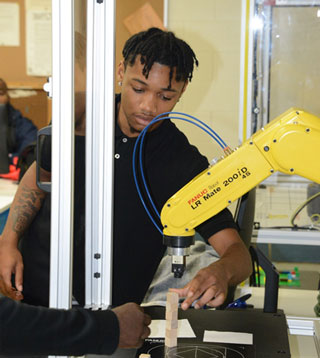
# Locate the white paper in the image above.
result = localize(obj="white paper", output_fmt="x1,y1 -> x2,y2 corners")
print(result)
149,319 -> 196,338
26,0 -> 52,76
203,330 -> 253,345
8,89 -> 37,99
0,195 -> 14,214
25,0 -> 51,11
0,3 -> 20,46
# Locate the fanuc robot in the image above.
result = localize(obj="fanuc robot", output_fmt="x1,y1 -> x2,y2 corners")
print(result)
161,108 -> 320,277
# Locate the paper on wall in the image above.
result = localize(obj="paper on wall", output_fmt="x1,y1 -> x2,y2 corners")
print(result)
25,0 -> 52,76
0,3 -> 20,47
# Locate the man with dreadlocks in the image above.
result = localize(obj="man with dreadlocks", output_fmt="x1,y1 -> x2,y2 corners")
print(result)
0,28 -> 251,316
113,27 -> 252,310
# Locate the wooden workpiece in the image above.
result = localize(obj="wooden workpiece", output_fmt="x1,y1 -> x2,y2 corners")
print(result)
165,291 -> 179,347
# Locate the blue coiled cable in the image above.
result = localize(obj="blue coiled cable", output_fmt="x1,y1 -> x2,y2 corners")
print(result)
132,111 -> 229,235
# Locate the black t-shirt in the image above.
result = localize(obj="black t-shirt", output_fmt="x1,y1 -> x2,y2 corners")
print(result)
20,95 -> 237,307
0,297 -> 119,356
112,100 -> 236,306
20,134 -> 86,306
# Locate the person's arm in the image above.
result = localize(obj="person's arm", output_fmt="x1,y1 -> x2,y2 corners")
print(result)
0,162 -> 50,299
170,228 -> 252,309
0,297 -> 151,355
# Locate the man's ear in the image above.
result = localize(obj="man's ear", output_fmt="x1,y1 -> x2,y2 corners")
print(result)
117,60 -> 125,82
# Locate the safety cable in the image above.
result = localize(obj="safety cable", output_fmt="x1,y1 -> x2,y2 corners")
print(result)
132,112 -> 230,235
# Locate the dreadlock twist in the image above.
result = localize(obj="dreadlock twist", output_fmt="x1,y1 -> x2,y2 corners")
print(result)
122,27 -> 199,87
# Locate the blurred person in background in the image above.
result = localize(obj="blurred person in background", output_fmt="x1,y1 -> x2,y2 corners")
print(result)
0,78 -> 37,179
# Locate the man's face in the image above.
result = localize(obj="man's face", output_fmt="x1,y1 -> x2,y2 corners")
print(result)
117,57 -> 187,137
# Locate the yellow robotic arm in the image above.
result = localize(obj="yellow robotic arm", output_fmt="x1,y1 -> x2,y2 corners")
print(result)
161,108 -> 320,277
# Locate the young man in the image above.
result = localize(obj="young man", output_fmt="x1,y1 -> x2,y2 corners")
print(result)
113,28 -> 251,310
0,28 -> 251,311
0,297 -> 151,355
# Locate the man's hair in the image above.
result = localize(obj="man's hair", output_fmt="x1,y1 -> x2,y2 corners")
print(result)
122,27 -> 199,86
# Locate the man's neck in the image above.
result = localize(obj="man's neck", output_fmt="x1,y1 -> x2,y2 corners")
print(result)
117,102 -> 140,138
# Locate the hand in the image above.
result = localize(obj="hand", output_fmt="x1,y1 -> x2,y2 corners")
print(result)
170,263 -> 228,310
112,303 -> 151,349
0,239 -> 24,300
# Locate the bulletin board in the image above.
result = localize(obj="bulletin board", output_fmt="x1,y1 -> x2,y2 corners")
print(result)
0,0 -> 164,129
0,0 -> 50,129
115,0 -> 164,89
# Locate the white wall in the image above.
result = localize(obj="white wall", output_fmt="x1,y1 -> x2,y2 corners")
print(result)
168,0 -> 242,160
270,6 -> 320,120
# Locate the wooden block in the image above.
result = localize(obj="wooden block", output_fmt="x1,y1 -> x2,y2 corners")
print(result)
166,327 -> 178,338
166,292 -> 179,313
139,354 -> 151,358
166,318 -> 178,330
166,302 -> 178,313
165,291 -> 179,348
165,335 -> 177,348
165,309 -> 178,321
166,291 -> 179,306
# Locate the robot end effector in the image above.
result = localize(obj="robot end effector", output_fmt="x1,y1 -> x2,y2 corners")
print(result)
163,235 -> 195,278
160,108 -> 320,277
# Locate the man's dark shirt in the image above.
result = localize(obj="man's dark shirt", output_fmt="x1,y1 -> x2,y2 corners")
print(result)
20,135 -> 85,306
19,95 -> 236,307
112,100 -> 237,305
0,297 -> 119,356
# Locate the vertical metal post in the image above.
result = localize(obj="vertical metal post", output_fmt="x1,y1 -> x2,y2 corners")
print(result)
49,1 -> 74,358
163,0 -> 169,28
260,6 -> 272,128
239,0 -> 255,142
50,0 -> 74,310
85,0 -> 116,309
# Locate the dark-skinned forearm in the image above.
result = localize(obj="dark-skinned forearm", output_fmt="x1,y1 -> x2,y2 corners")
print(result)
10,185 -> 45,235
212,241 -> 252,287
1,162 -> 47,246
208,228 -> 252,287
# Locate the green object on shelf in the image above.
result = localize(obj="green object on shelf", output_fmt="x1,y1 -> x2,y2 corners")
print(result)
255,266 -> 301,287
314,293 -> 320,317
